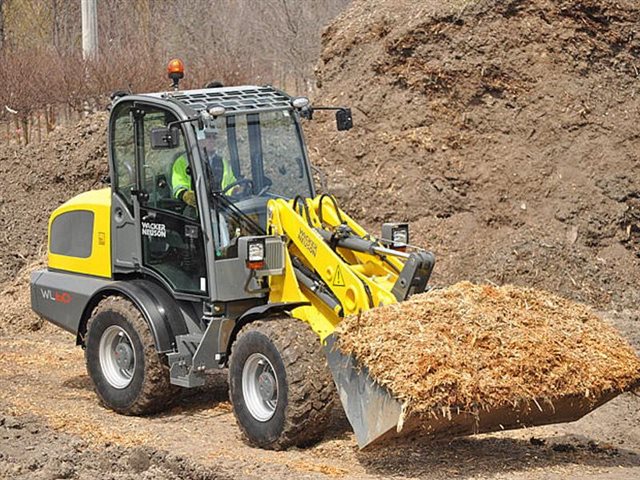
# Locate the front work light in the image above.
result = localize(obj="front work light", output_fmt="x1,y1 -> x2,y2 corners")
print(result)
382,223 -> 409,251
208,105 -> 226,117
292,97 -> 310,109
246,238 -> 266,270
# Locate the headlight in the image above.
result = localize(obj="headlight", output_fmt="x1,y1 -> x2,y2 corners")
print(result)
392,226 -> 408,246
247,238 -> 266,269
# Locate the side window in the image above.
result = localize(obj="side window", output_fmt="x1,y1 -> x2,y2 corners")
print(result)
141,110 -> 189,215
138,108 -> 207,295
111,104 -> 136,207
260,111 -> 309,199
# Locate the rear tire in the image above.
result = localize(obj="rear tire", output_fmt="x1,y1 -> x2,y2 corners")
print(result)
228,317 -> 335,449
85,296 -> 175,415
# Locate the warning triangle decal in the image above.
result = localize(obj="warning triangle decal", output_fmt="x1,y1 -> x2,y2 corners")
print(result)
332,266 -> 345,287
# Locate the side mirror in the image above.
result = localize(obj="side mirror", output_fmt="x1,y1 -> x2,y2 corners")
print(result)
150,126 -> 180,149
336,108 -> 353,131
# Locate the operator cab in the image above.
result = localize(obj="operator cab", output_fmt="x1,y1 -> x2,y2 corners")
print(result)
164,85 -> 318,263
108,61 -> 351,301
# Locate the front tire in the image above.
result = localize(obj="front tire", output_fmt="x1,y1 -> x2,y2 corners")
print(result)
85,296 -> 174,415
228,317 -> 335,450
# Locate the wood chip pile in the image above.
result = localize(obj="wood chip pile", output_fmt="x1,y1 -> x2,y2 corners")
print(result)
336,282 -> 640,417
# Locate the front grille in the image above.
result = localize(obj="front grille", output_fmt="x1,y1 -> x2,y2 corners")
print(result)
264,237 -> 285,273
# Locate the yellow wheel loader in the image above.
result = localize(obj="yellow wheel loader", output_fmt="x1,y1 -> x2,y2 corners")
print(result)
30,63 -> 617,450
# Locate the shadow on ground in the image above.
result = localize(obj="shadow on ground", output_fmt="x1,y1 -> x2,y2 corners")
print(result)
356,433 -> 640,478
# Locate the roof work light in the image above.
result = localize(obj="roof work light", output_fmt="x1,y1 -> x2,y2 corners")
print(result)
167,58 -> 185,90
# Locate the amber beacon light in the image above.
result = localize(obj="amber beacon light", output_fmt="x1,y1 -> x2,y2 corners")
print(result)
167,58 -> 185,90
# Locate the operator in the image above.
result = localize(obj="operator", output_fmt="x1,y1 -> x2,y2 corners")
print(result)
171,125 -> 236,207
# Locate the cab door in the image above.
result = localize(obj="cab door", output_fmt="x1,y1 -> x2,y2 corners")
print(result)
133,104 -> 208,296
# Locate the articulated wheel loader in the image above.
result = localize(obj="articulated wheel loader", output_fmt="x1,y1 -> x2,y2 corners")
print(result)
30,61 -> 617,450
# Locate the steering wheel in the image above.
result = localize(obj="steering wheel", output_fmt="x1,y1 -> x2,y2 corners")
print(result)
222,178 -> 254,198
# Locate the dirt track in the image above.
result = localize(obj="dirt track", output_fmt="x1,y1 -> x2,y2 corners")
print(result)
2,313 -> 640,480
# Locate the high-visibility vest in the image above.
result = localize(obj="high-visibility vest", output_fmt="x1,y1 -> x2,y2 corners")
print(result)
220,156 -> 236,191
171,154 -> 236,199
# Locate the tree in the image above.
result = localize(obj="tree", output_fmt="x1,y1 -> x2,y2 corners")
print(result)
0,0 -> 5,52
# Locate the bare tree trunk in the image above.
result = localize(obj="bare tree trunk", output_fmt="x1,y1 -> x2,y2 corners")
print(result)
0,0 -> 5,52
36,112 -> 41,143
52,0 -> 59,50
138,0 -> 151,55
21,116 -> 28,145
82,0 -> 98,60
45,105 -> 56,133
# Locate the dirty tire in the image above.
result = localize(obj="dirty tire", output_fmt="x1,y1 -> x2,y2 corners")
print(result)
228,317 -> 335,450
85,296 -> 175,415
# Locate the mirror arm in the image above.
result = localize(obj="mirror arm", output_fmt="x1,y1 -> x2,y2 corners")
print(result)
312,106 -> 348,112
166,116 -> 198,129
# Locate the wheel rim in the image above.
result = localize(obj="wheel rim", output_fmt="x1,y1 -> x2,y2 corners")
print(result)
99,325 -> 136,389
242,353 -> 278,422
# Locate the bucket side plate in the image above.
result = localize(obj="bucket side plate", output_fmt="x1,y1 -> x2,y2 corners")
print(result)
324,334 -> 404,448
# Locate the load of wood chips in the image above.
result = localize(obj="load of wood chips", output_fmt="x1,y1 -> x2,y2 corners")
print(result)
336,282 -> 640,417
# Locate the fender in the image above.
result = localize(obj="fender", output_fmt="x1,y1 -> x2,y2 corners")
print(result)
80,279 -> 188,353
225,301 -> 310,355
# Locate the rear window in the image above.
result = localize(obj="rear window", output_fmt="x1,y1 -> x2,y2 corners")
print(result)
50,211 -> 94,258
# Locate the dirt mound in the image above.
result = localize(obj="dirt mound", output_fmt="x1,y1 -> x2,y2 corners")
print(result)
0,413 -> 231,480
0,114 -> 108,287
308,0 -> 640,309
337,282 -> 640,417
0,256 -> 53,335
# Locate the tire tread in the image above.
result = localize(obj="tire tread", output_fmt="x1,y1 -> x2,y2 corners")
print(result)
232,317 -> 335,449
86,295 -> 176,415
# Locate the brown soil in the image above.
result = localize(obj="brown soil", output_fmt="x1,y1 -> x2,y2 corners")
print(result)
309,0 -> 640,310
0,413 -> 232,480
3,0 -> 640,478
0,113 -> 108,286
0,257 -> 48,335
2,325 -> 640,479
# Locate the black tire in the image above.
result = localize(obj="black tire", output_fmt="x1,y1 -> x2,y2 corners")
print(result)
228,317 -> 335,450
85,296 -> 175,415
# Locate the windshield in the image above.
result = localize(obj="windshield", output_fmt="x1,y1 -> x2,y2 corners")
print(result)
197,109 -> 313,201
194,108 -> 314,259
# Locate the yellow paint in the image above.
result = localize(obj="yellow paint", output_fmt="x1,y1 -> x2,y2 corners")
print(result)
267,195 -> 402,341
48,188 -> 112,278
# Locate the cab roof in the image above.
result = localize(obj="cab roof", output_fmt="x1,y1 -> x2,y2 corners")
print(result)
144,85 -> 294,115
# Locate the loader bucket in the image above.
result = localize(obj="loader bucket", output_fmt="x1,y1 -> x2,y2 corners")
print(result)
323,334 -> 625,449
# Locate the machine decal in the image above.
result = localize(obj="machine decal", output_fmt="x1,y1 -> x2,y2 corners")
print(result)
332,266 -> 345,287
297,229 -> 317,257
142,222 -> 167,238
40,288 -> 72,304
